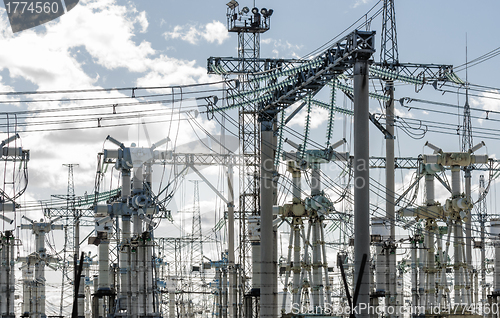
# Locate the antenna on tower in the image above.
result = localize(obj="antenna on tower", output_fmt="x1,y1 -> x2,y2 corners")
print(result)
461,33 -> 473,152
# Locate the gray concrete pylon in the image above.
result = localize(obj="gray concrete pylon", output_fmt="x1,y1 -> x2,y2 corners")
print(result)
385,80 -> 398,316
260,119 -> 277,318
353,57 -> 371,318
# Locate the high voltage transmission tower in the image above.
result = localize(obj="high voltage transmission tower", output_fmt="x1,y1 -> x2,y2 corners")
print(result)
190,180 -> 203,274
58,163 -> 79,316
461,40 -> 475,278
187,180 -> 209,317
222,2 -> 276,316
380,0 -> 399,314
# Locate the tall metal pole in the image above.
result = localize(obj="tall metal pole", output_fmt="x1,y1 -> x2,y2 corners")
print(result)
425,174 -> 436,307
310,163 -> 324,308
411,238 -> 418,307
464,169 -> 472,301
479,175 -> 487,307
354,56 -> 371,318
260,118 -> 277,318
451,166 -> 463,304
461,36 -> 473,305
227,163 -> 237,318
380,0 -> 398,311
385,81 -> 398,315
120,169 -> 132,316
290,163 -> 302,306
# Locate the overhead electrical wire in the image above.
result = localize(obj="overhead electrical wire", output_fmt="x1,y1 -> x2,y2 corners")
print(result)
301,0 -> 383,60
0,80 -> 232,97
454,45 -> 500,72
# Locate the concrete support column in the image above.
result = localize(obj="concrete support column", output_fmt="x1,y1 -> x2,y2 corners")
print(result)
353,57 -> 371,318
319,224 -> 331,305
120,216 -> 131,314
385,80 -> 397,317
281,229 -> 294,313
451,166 -> 463,304
311,221 -> 321,308
0,244 -> 5,316
418,234 -> 426,307
292,226 -> 301,305
426,223 -> 436,307
131,213 -> 142,318
260,119 -> 277,318
411,240 -> 418,307
226,163 -> 237,318
464,169 -> 472,302
223,268 -> 228,318
98,241 -> 110,291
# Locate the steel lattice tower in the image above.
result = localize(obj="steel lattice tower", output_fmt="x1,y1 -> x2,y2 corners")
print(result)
461,41 -> 475,297
187,180 -> 208,317
59,163 -> 79,316
380,0 -> 398,313
380,0 -> 398,66
225,1 -> 271,297
190,180 -> 203,272
461,52 -> 473,152
461,97 -> 472,151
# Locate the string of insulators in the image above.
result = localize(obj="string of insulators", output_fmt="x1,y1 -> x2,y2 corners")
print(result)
274,111 -> 285,167
301,94 -> 312,160
325,79 -> 337,147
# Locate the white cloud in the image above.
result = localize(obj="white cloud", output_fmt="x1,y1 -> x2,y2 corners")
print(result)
137,55 -> 217,87
134,9 -> 149,33
0,0 -> 228,203
164,20 -> 229,45
286,101 -> 330,129
0,0 -> 155,91
352,0 -> 371,8
261,38 -> 304,58
471,89 -> 500,125
202,21 -> 229,44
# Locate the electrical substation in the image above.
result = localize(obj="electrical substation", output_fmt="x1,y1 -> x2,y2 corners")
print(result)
2,1 -> 500,318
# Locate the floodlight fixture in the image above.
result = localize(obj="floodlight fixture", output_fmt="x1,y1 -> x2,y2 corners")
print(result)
241,6 -> 249,13
260,8 -> 267,15
251,7 -> 259,14
267,9 -> 273,17
226,0 -> 239,9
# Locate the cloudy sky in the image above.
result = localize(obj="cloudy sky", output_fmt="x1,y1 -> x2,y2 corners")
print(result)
1,0 -> 500,313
